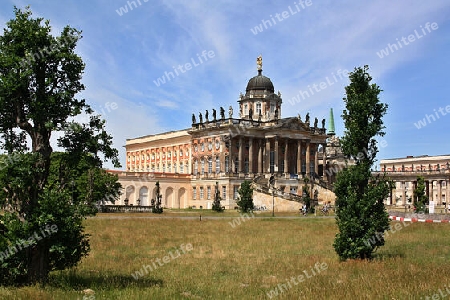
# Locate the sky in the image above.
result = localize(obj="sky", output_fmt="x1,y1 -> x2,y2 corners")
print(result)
1,0 -> 450,170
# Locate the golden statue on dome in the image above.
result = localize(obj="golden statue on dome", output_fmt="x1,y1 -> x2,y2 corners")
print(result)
256,55 -> 262,71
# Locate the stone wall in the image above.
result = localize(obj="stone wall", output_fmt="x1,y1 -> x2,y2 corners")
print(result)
252,190 -> 303,212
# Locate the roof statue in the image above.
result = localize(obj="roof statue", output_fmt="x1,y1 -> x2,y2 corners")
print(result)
256,55 -> 262,71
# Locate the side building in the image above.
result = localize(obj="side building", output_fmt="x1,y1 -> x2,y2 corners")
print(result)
112,57 -> 340,210
376,154 -> 450,207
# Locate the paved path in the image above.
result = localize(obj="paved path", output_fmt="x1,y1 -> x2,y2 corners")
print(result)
92,214 -> 335,220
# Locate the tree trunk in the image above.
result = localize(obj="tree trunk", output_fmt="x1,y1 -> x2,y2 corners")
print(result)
26,130 -> 52,284
27,244 -> 50,284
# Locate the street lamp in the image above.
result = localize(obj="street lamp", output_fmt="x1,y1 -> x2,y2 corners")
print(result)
269,174 -> 275,217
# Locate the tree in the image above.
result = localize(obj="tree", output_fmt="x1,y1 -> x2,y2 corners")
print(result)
212,182 -> 224,212
333,65 -> 391,260
0,7 -> 120,284
236,180 -> 254,213
413,176 -> 428,213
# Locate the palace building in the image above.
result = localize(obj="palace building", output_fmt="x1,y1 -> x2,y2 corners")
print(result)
112,57 -> 340,211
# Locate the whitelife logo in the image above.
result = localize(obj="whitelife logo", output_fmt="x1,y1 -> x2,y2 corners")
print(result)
153,50 -> 215,87
250,0 -> 313,35
131,243 -> 193,280
376,22 -> 439,58
266,262 -> 328,298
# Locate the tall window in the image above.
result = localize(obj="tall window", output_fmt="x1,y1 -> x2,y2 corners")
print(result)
163,164 -> 166,173
193,187 -> 197,200
173,163 -> 177,173
207,186 -> 211,199
270,102 -> 276,113
201,159 -> 205,175
200,187 -> 204,199
194,160 -> 198,174
244,104 -> 248,115
234,186 -> 239,200
180,163 -> 184,174
208,157 -> 213,174
225,156 -> 229,173
216,156 -> 220,174
234,158 -> 238,173
256,102 -> 261,115
168,163 -> 171,173
244,158 -> 249,174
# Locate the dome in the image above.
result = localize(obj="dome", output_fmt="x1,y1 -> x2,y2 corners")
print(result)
246,70 -> 274,93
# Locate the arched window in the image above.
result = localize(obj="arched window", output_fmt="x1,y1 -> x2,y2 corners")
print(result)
208,157 -> 213,174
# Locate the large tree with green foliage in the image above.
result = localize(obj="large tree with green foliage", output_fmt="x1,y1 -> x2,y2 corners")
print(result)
0,7 -> 120,284
236,180 -> 254,213
333,65 -> 392,260
413,176 -> 428,213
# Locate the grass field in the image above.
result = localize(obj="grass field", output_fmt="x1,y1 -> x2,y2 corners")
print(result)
1,210 -> 450,299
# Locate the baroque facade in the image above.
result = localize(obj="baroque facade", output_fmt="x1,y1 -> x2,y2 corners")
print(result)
113,57 -> 338,210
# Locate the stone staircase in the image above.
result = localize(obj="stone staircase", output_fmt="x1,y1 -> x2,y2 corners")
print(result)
251,174 -> 336,207
251,175 -> 306,204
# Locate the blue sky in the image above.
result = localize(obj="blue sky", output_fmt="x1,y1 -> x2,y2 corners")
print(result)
1,0 -> 450,170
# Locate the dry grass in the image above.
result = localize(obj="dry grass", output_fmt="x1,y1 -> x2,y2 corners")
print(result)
1,212 -> 450,299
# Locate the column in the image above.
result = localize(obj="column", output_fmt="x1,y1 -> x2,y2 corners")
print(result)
220,140 -> 225,174
265,138 -> 271,173
159,148 -> 163,172
258,140 -> 263,174
297,140 -> 302,175
274,137 -> 279,174
401,181 -> 406,205
391,184 -> 396,205
322,143 -> 327,181
238,137 -> 243,173
446,179 -> 449,206
177,146 -> 180,173
229,138 -> 233,173
429,180 -> 433,202
284,140 -> 289,174
437,180 -> 442,205
306,141 -> 310,176
249,137 -> 253,174
314,144 -> 319,176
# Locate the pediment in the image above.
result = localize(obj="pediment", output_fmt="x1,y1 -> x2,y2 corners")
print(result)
278,117 -> 309,131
